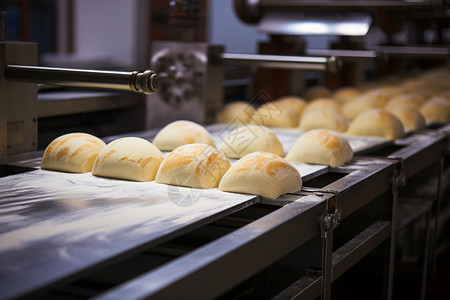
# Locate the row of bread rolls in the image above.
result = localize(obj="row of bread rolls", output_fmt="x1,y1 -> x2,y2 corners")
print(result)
40,121 -> 355,198
217,68 -> 450,139
40,133 -> 299,199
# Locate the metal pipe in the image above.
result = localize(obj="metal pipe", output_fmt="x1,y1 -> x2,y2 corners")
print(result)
5,65 -> 160,95
221,53 -> 341,72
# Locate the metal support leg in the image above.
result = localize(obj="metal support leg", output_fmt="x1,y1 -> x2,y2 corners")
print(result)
420,212 -> 432,300
430,157 -> 444,278
384,168 -> 400,300
321,229 -> 333,300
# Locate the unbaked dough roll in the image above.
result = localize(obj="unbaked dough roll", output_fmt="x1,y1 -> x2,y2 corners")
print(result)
302,98 -> 340,115
420,97 -> 450,123
250,102 -> 299,128
155,143 -> 230,189
275,96 -> 307,115
347,109 -> 405,140
153,120 -> 216,151
298,108 -> 348,132
92,137 -> 164,182
391,106 -> 426,131
41,133 -> 106,173
218,152 -> 302,199
220,125 -> 284,159
217,101 -> 255,125
286,129 -> 353,168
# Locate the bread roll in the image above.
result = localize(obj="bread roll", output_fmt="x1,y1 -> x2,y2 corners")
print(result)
391,106 -> 426,131
341,97 -> 379,120
420,97 -> 450,123
251,102 -> 299,128
92,137 -> 164,182
332,87 -> 360,105
275,96 -> 307,115
359,89 -> 391,107
302,98 -> 340,115
375,85 -> 403,99
347,109 -> 405,140
155,143 -> 230,189
153,120 -> 216,151
41,133 -> 106,173
385,93 -> 426,111
220,125 -> 284,159
298,108 -> 348,132
341,89 -> 390,120
286,129 -> 353,168
304,86 -> 331,101
217,101 -> 255,125
218,152 -> 302,199
436,91 -> 450,102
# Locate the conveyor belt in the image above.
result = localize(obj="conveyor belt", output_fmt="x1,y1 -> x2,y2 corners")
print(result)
0,170 -> 259,299
2,124 -> 447,300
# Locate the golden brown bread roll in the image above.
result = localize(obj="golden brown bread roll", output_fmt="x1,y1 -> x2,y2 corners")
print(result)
219,152 -> 302,199
275,96 -> 307,115
220,125 -> 284,158
217,101 -> 255,125
298,108 -> 348,132
250,102 -> 299,128
92,137 -> 164,182
359,89 -> 391,107
41,133 -> 106,173
153,120 -> 216,151
303,86 -> 331,101
341,97 -> 381,120
384,93 -> 427,111
347,109 -> 405,140
420,97 -> 450,123
155,143 -> 230,189
302,98 -> 340,115
332,86 -> 360,105
286,129 -> 353,167
390,106 -> 426,131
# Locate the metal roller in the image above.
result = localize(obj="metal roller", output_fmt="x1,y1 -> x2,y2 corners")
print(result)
221,53 -> 341,72
5,65 -> 161,95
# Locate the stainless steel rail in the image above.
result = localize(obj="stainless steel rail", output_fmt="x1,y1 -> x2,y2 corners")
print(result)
260,0 -> 434,9
4,65 -> 161,95
221,53 -> 341,72
371,46 -> 450,58
305,49 -> 378,61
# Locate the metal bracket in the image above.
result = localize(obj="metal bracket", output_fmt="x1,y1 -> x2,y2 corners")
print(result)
388,156 -> 407,190
319,190 -> 343,238
437,131 -> 450,155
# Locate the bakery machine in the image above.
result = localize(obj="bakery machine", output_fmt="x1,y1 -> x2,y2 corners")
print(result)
0,11 -> 161,168
234,0 -> 450,92
0,45 -> 160,167
1,3 -> 450,300
146,41 -> 341,128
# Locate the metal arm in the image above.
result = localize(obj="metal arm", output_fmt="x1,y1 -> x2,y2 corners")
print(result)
5,65 -> 161,95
